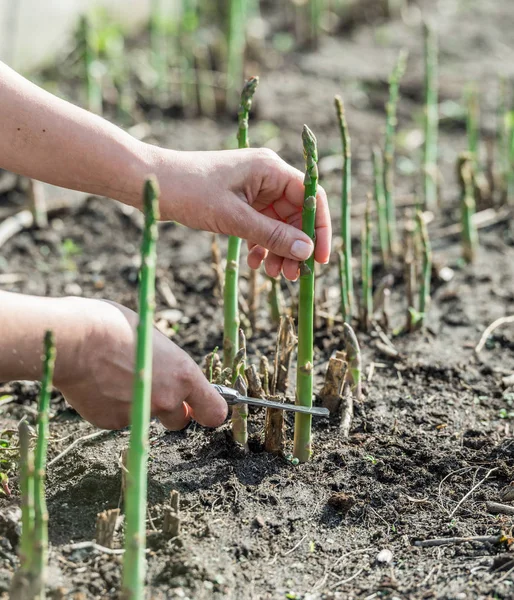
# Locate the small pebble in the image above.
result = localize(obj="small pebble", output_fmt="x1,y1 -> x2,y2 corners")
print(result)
376,548 -> 393,564
252,515 -> 265,529
64,282 -> 82,296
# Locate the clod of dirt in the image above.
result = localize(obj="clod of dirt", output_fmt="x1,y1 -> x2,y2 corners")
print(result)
327,492 -> 356,513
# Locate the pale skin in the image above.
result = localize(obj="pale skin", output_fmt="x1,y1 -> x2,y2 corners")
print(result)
0,61 -> 331,431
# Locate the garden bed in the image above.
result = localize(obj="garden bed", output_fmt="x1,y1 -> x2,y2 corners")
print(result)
1,1 -> 514,598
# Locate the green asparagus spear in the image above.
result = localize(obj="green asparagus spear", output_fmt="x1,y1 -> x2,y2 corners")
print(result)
361,195 -> 373,332
33,331 -> 55,597
122,177 -> 160,600
268,276 -> 284,325
337,250 -> 349,320
80,15 -> 102,115
226,0 -> 248,108
293,125 -> 318,463
224,76 -> 259,369
457,152 -> 478,263
416,211 -> 432,328
18,420 -> 35,575
423,22 -> 438,210
334,96 -> 354,320
466,84 -> 480,168
384,49 -> 408,254
372,147 -> 389,266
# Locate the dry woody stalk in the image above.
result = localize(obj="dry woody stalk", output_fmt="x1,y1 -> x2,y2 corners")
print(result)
265,316 -> 296,455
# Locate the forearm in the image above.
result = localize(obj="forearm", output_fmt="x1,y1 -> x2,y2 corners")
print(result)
0,291 -> 87,388
0,61 -> 151,208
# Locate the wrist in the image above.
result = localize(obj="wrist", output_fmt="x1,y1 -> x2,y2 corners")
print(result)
52,296 -> 94,390
122,140 -> 181,221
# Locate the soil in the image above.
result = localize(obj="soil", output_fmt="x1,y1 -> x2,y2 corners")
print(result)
1,1 -> 514,599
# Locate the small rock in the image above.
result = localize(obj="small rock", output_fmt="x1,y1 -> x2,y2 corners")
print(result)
156,309 -> 184,324
376,548 -> 393,564
502,373 -> 514,387
64,282 -> 82,296
252,515 -> 265,529
438,266 -> 454,282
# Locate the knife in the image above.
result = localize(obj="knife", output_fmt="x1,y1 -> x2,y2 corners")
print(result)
212,384 -> 329,417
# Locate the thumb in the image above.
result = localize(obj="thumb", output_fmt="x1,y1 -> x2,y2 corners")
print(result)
236,204 -> 314,261
180,361 -> 228,428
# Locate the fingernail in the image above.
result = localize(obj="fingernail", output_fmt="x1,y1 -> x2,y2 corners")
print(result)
291,240 -> 313,260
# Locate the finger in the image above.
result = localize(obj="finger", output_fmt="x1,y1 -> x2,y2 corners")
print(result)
237,203 -> 314,262
264,252 -> 283,278
282,258 -> 300,281
247,245 -> 267,270
156,401 -> 192,431
314,185 -> 332,264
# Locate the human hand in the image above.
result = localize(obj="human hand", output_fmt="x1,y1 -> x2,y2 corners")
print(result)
58,298 -> 227,430
146,146 -> 332,281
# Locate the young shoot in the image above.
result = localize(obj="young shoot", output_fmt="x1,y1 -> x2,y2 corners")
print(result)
423,22 -> 438,210
384,48 -> 408,255
223,76 -> 259,369
334,95 -> 354,321
293,125 -> 318,463
457,152 -> 479,263
122,177 -> 160,600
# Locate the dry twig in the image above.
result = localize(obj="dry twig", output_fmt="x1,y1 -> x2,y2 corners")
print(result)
475,316 -> 514,355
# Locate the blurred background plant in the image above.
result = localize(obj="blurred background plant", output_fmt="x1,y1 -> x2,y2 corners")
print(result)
0,0 -> 409,124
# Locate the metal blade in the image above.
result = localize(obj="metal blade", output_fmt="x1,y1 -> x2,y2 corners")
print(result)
212,384 -> 329,418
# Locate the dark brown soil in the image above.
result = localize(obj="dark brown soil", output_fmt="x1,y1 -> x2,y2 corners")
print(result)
1,1 -> 514,599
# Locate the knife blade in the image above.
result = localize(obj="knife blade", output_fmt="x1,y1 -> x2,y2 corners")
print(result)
212,384 -> 329,418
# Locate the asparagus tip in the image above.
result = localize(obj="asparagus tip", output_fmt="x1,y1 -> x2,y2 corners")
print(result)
302,125 -> 318,163
240,76 -> 259,109
143,175 -> 161,221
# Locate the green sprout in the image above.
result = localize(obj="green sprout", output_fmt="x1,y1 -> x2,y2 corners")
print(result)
335,95 -> 354,321
423,22 -> 438,210
223,77 -> 259,370
122,177 -> 160,600
293,125 -> 318,463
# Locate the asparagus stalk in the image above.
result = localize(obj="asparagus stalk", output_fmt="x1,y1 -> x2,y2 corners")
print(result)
224,76 -> 259,369
497,78 -> 511,203
457,153 -> 478,263
226,0 -> 248,109
416,211 -> 432,328
122,177 -> 160,600
507,109 -> 514,204
334,95 -> 354,321
18,420 -> 35,574
80,15 -> 102,115
404,214 -> 417,332
337,250 -> 349,321
384,49 -> 408,255
423,22 -> 438,210
342,323 -> 362,401
360,195 -> 373,332
268,276 -> 284,325
372,147 -> 389,266
466,85 -> 480,168
293,125 -> 318,463
33,330 -> 55,597
150,0 -> 167,94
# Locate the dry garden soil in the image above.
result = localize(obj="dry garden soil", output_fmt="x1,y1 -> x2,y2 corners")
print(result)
1,1 -> 514,598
